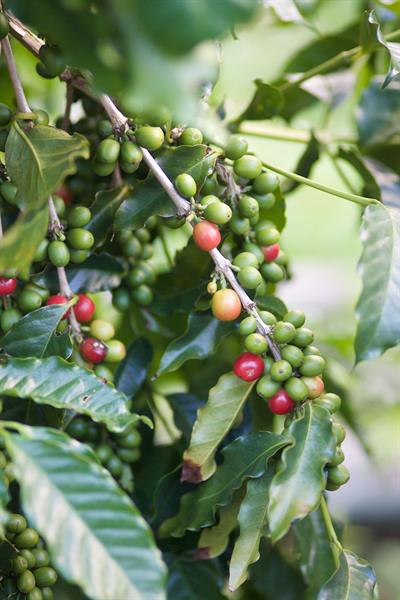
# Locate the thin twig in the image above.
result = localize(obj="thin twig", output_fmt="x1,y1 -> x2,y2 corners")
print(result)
1,36 -> 30,112
62,82 -> 74,131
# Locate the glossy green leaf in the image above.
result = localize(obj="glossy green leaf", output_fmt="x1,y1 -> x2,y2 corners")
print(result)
168,393 -> 203,443
166,554 -> 225,600
86,186 -> 130,247
44,329 -> 73,360
0,357 -> 138,432
197,487 -> 244,559
0,303 -> 73,358
355,204 -> 400,361
115,338 -> 153,398
363,11 -> 400,88
268,404 -> 336,542
182,372 -> 256,482
137,0 -> 258,54
233,80 -> 284,124
255,294 -> 288,318
357,80 -> 400,151
318,550 -> 378,599
158,313 -> 234,375
294,506 -> 340,595
5,426 -> 166,600
5,122 -> 89,208
337,148 -> 381,201
0,205 -> 48,275
160,431 -> 289,537
229,468 -> 274,590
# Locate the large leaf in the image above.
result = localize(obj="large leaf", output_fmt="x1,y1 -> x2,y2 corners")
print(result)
0,357 -> 138,432
182,372 -> 256,482
357,80 -> 400,151
267,404 -> 336,542
5,122 -> 89,208
232,80 -> 284,123
115,337 -> 153,398
197,487 -> 244,559
0,205 -> 48,275
168,393 -> 204,443
294,506 -> 341,596
160,431 -> 289,537
0,303 -> 73,358
86,186 -> 130,247
229,468 -> 273,590
355,204 -> 400,361
318,550 -> 377,600
4,426 -> 166,600
166,554 -> 225,600
158,313 -> 234,375
362,11 -> 400,88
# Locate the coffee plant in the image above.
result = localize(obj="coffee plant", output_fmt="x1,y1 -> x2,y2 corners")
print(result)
0,0 -> 399,598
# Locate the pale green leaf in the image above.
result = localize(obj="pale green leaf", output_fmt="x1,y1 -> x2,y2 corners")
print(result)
318,550 -> 378,600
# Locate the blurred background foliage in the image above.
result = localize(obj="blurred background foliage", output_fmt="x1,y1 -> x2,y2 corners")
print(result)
1,0 -> 400,598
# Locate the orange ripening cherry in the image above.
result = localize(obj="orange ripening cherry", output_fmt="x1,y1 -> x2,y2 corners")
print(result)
262,243 -> 280,262
193,221 -> 221,251
211,289 -> 241,321
302,376 -> 324,399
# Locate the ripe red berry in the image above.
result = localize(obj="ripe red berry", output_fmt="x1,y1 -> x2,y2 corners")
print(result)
80,337 -> 107,363
54,184 -> 72,205
233,352 -> 264,382
73,294 -> 95,323
193,221 -> 221,252
0,277 -> 17,297
262,243 -> 280,262
46,294 -> 69,319
268,389 -> 295,414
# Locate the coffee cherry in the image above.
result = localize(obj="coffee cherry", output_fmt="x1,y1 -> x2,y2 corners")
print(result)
116,430 -> 141,449
7,513 -> 27,533
175,173 -> 197,198
135,126 -> 164,150
261,262 -> 284,283
132,284 -> 153,305
332,422 -> 346,444
0,14 -> 10,40
207,281 -> 217,295
46,294 -> 69,319
90,319 -> 115,341
0,181 -> 18,204
38,44 -> 65,76
79,337 -> 107,363
256,375 -> 280,398
280,345 -> 303,368
34,239 -> 49,262
252,172 -> 279,194
17,570 -> 36,594
11,555 -> 29,574
225,135 -> 248,160
268,389 -> 295,414
34,566 -> 58,587
193,221 -> 221,251
144,105 -> 171,126
67,206 -> 91,228
258,311 -> 277,325
1,308 -> 22,332
233,352 -> 264,381
314,393 -> 341,414
120,140 -> 142,164
96,119 -> 113,138
229,214 -> 250,235
106,454 -> 123,477
256,224 -> 280,246
27,588 -> 43,600
292,327 -> 314,348
284,309 -> 306,328
70,249 -> 90,264
0,277 -> 17,296
20,550 -> 36,570
204,201 -> 232,225
239,316 -> 257,336
94,364 -> 114,382
96,443 -> 113,464
73,294 -> 95,323
41,588 -> 54,600
117,447 -> 140,462
303,345 -> 322,356
284,377 -> 308,402
255,192 -> 276,210
180,127 -> 203,146
245,333 -> 268,354
262,243 -> 280,263
104,339 -> 126,363
14,528 -> 40,549
302,376 -> 324,398
113,288 -> 131,312
238,266 -> 262,289
18,290 -> 42,313
299,355 -> 326,377
243,243 -> 264,264
122,237 -> 142,258
92,158 -> 115,176
31,549 -> 49,569
48,240 -> 70,267
273,321 -> 296,343
327,464 -> 349,487
233,155 -> 262,179
212,289 -> 241,321
96,138 -> 120,163
67,228 -> 94,250
328,447 -> 345,467
270,359 -> 292,382
238,195 -> 259,218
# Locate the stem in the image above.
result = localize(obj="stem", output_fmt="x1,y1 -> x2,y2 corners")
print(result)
262,160 -> 379,207
62,82 -> 74,131
320,495 -> 343,552
1,36 -> 30,112
237,123 -> 356,146
100,94 -> 128,135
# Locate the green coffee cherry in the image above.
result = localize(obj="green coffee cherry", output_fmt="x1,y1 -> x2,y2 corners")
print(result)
41,587 -> 54,600
33,566 -> 58,587
31,549 -> 49,568
233,252 -> 259,269
66,417 -> 88,440
238,266 -> 262,289
70,249 -> 90,264
303,345 -> 322,356
245,332 -> 268,354
18,290 -> 42,313
332,422 -> 346,444
48,240 -> 70,267
229,214 -> 250,235
256,224 -> 280,246
284,377 -> 308,402
122,237 -> 142,258
328,446 -> 345,467
27,588 -> 43,600
175,173 -> 197,198
92,159 -> 115,176
254,193 -> 276,210
17,570 -> 36,594
252,172 -> 279,194
281,345 -> 304,368
96,443 -> 113,464
67,228 -> 94,250
243,242 -> 264,264
292,327 -> 314,348
256,375 -> 280,398
239,316 -> 257,335
225,134 -> 248,160
12,555 -> 29,575
113,288 -> 131,311
315,393 -> 341,413
116,430 -> 141,449
204,201 -> 232,225
14,528 -> 40,549
327,464 -> 349,487
238,195 -> 259,218
135,126 -> 164,150
96,119 -> 113,138
299,355 -> 326,377
273,321 -> 296,343
0,181 -> 18,205
258,311 -> 277,325
120,140 -> 142,164
233,155 -> 262,179
0,13 -> 10,40
94,364 -> 114,382
106,454 -> 123,477
20,550 -> 36,570
38,44 -> 65,76
284,310 -> 305,328
180,127 -> 203,146
7,513 -> 27,533
0,102 -> 12,126
90,319 -> 115,341
67,206 -> 91,227
1,308 -> 22,332
116,447 -> 140,462
261,262 -> 284,283
96,138 -> 120,163
34,239 -> 49,262
270,360 -> 292,382
104,339 -> 126,363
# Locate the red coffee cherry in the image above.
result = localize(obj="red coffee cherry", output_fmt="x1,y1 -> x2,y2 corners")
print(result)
73,294 -> 95,323
262,243 -> 280,262
79,337 -> 107,363
0,277 -> 17,296
54,184 -> 72,205
46,294 -> 69,319
268,389 -> 296,414
233,352 -> 264,381
193,221 -> 221,251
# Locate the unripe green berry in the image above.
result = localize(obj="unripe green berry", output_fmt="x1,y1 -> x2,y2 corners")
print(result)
332,422 -> 346,444
96,138 -> 120,163
252,172 -> 279,194
135,126 -> 164,150
175,173 -> 197,198
256,375 -> 280,399
90,319 -> 115,341
284,310 -> 305,328
256,224 -> 280,246
238,195 -> 259,219
67,228 -> 94,250
261,262 -> 284,283
1,308 -> 22,332
254,192 -> 276,210
229,214 -> 250,235
281,345 -> 304,368
239,316 -> 257,335
292,327 -> 314,348
244,333 -> 268,354
233,155 -> 262,179
204,201 -> 232,225
18,290 -> 42,313
327,464 -> 349,487
48,240 -> 70,267
284,377 -> 308,402
233,252 -> 259,269
225,134 -> 248,160
270,360 -> 292,382
299,355 -> 326,377
258,311 -> 276,326
238,266 -> 262,289
315,393 -> 341,414
180,127 -> 203,146
67,206 -> 91,227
